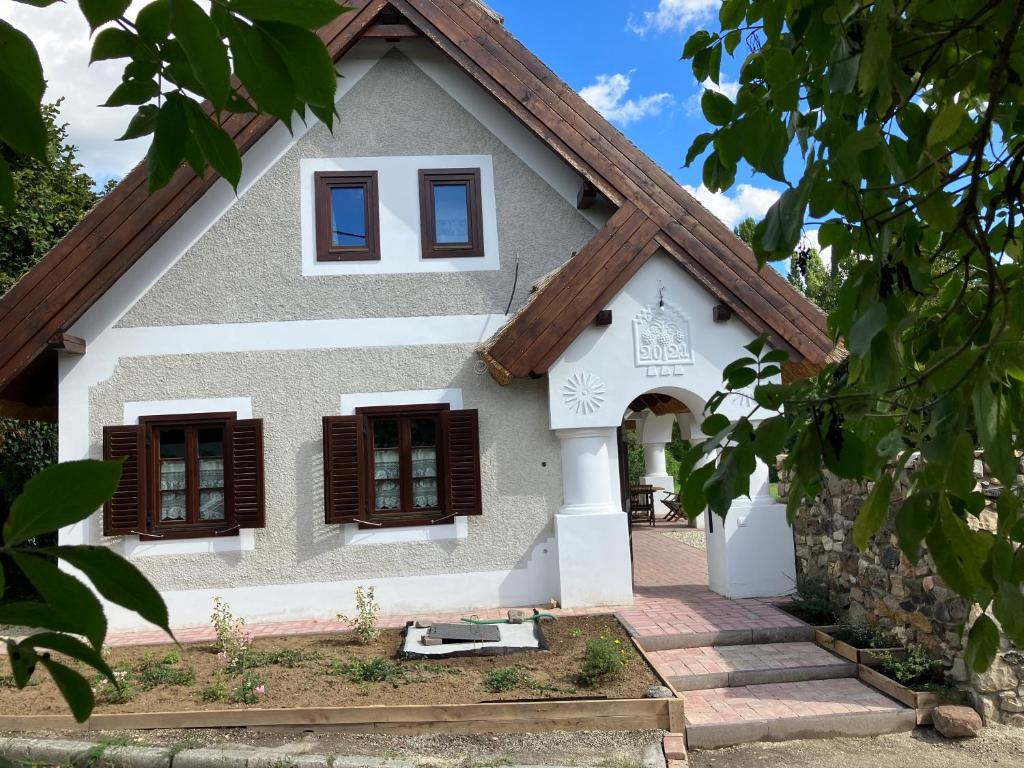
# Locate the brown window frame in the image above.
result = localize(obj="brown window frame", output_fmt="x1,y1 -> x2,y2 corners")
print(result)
314,171 -> 381,262
418,168 -> 485,259
357,403 -> 451,528
140,412 -> 238,539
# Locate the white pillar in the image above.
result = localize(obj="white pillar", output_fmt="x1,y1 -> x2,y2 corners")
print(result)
554,427 -> 634,607
639,413 -> 675,517
706,452 -> 796,598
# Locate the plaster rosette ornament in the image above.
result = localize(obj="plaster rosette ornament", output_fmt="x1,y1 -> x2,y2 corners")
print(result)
633,302 -> 694,376
561,371 -> 607,415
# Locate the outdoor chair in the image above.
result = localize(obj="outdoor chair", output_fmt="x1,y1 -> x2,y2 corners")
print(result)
629,484 -> 656,527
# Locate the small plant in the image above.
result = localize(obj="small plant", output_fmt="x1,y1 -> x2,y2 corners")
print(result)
831,622 -> 900,649
484,666 -> 535,693
337,585 -> 381,645
232,670 -> 267,704
163,649 -> 181,665
246,648 -> 318,668
211,596 -> 254,668
93,666 -> 137,704
780,575 -> 842,626
336,657 -> 406,685
580,629 -> 630,687
82,736 -> 136,768
199,680 -> 230,702
878,644 -> 945,690
136,658 -> 195,688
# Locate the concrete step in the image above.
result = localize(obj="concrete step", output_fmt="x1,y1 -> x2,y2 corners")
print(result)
630,622 -> 815,652
652,642 -> 856,691
683,678 -> 916,750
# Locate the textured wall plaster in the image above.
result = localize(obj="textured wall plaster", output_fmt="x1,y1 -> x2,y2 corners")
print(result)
118,48 -> 596,328
87,344 -> 561,592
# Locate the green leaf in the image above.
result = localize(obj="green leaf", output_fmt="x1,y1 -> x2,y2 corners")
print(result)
966,615 -> 999,673
21,632 -> 116,685
78,0 -> 131,30
90,27 -> 139,62
228,0 -> 351,29
926,104 -> 965,148
701,414 -> 730,436
103,78 -> 160,107
0,19 -> 45,102
259,21 -> 338,109
183,101 -> 242,188
719,0 -> 745,28
702,152 -> 735,192
134,0 -> 170,42
52,545 -> 172,636
852,472 -> 894,550
894,492 -> 937,563
0,155 -> 13,211
701,89 -> 734,126
169,0 -> 231,110
40,656 -> 95,722
3,460 -> 122,546
118,105 -> 160,141
685,132 -> 714,167
0,602 -> 79,634
761,185 -> 806,256
10,552 -> 107,649
993,582 -> 1024,646
146,94 -> 188,192
5,639 -> 37,688
848,303 -> 888,356
0,71 -> 48,159
682,462 -> 715,521
972,384 -> 1016,487
224,15 -> 295,125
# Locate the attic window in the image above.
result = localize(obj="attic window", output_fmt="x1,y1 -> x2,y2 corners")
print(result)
315,171 -> 380,262
418,168 -> 484,259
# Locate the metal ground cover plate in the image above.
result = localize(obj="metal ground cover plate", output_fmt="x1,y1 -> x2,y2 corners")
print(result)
425,623 -> 501,643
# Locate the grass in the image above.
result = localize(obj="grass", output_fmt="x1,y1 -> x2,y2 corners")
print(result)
482,666 -> 572,696
80,736 -> 136,767
330,657 -> 407,685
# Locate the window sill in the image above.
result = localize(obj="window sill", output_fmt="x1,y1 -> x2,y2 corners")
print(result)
122,529 -> 256,558
341,516 -> 468,547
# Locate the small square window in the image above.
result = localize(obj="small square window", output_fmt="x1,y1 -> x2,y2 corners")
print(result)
418,168 -> 484,259
314,171 -> 380,262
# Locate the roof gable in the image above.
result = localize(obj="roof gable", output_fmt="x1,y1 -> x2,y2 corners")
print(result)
0,0 -> 831,414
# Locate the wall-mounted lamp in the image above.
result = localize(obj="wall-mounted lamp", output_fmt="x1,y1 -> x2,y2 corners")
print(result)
713,304 -> 733,323
595,309 -> 613,327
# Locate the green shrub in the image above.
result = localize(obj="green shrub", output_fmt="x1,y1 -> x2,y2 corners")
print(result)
831,622 -> 900,649
232,671 -> 267,704
337,657 -> 406,685
580,630 -> 630,687
162,650 -> 181,665
878,644 -> 945,690
136,659 -> 195,688
337,585 -> 381,645
199,680 -> 229,702
484,667 -> 535,693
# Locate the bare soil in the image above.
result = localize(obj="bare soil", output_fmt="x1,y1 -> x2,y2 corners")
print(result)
0,616 -> 660,715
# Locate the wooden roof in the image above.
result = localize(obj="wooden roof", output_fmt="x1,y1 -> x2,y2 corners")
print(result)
0,0 -> 832,415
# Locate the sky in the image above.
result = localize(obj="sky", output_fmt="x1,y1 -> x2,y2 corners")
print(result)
0,0 -> 806,273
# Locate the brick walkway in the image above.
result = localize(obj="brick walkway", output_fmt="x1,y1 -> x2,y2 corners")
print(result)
682,678 -> 906,725
650,642 -> 850,680
619,524 -> 806,649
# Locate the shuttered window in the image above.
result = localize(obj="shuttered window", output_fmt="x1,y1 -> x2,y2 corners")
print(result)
102,413 -> 265,539
323,405 -> 482,528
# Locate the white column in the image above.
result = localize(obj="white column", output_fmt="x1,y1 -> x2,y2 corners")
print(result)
706,452 -> 796,598
554,427 -> 633,607
639,412 -> 675,517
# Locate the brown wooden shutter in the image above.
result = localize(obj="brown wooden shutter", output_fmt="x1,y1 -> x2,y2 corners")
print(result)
230,419 -> 265,528
442,409 -> 482,516
102,425 -> 145,536
323,415 -> 364,524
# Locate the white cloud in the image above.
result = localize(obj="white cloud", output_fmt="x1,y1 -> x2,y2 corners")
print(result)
801,229 -> 833,267
628,0 -> 720,35
579,73 -> 673,126
681,183 -> 781,229
0,0 -> 148,182
685,75 -> 740,115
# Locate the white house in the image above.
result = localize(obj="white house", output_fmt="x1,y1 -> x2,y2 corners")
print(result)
0,0 -> 833,631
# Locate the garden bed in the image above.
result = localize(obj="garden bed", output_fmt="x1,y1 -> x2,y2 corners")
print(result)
0,616 -> 661,718
815,626 -> 906,668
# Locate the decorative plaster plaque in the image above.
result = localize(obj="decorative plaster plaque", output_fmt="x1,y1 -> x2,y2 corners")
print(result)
633,302 -> 694,376
561,371 -> 607,415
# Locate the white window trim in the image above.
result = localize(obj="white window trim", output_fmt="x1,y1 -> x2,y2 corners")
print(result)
300,155 -> 500,276
336,388 -> 468,546
120,397 -> 256,558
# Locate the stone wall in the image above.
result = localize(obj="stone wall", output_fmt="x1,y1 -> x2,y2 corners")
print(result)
780,453 -> 1024,725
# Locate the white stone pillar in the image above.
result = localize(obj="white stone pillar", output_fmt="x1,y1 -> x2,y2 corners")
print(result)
640,413 -> 675,517
706,451 -> 796,599
554,427 -> 634,607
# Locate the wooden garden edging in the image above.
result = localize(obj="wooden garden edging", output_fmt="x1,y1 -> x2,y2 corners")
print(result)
0,698 -> 682,736
857,665 -> 939,725
814,629 -> 906,668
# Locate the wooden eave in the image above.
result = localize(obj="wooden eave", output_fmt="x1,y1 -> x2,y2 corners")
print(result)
0,0 -> 832,414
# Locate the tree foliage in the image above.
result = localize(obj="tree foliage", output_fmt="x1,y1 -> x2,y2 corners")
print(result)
0,0 -> 352,209
682,0 -> 1024,670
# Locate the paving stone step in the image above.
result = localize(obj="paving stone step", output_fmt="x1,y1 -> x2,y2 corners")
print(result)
627,622 -> 815,652
682,678 -> 916,750
652,642 -> 856,691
